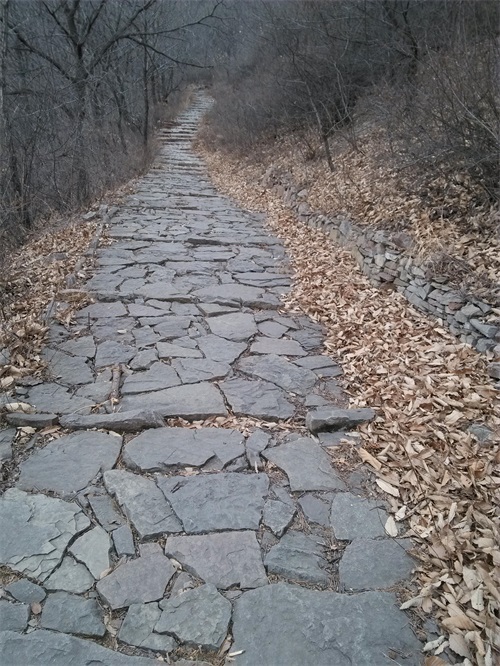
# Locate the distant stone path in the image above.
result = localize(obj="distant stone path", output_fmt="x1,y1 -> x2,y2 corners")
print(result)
0,94 -> 422,665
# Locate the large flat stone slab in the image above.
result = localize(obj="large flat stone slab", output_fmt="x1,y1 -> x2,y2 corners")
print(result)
193,284 -> 264,306
44,556 -> 94,594
17,432 -> 122,497
0,600 -> 29,632
250,338 -> 307,356
60,409 -> 164,432
207,313 -> 257,341
121,362 -> 180,394
97,551 -> 176,610
43,349 -> 93,385
165,531 -> 267,589
196,334 -> 246,363
0,489 -> 90,581
157,472 -> 269,533
339,539 -> 414,591
264,532 -> 328,585
156,584 -> 231,650
26,383 -> 94,415
239,354 -> 317,395
171,357 -> 231,384
120,382 -> 227,419
0,630 -> 157,665
220,377 -> 294,420
118,603 -> 177,652
231,583 -> 422,665
124,427 -> 245,470
330,493 -> 388,540
41,592 -> 105,637
69,526 -> 111,579
263,438 -> 346,492
104,469 -> 182,538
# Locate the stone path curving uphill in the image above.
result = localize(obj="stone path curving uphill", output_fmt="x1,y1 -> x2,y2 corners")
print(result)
0,94 -> 422,666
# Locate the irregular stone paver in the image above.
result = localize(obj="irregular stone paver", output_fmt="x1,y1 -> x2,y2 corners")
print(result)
59,409 -> 164,432
112,524 -> 136,557
339,539 -> 414,591
41,592 -> 105,637
157,472 -> 269,533
120,381 -> 227,418
121,362 -> 180,393
17,431 -> 122,497
69,526 -> 111,579
245,430 -> 270,469
165,531 -> 267,589
95,340 -> 136,368
156,584 -> 231,650
264,532 -> 329,585
263,438 -> 346,492
171,357 -> 231,384
25,383 -> 94,415
239,354 -> 316,395
42,349 -> 93,385
0,601 -> 29,632
220,377 -> 294,420
0,427 -> 15,463
104,469 -> 182,538
262,500 -> 296,537
86,490 -> 124,531
306,407 -> 376,433
5,579 -> 46,604
97,552 -> 175,610
330,493 -> 388,540
0,630 -> 157,665
0,489 -> 90,581
196,334 -> 246,363
58,335 -> 96,358
299,494 -> 331,527
124,427 -> 244,470
44,556 -> 94,593
193,284 -> 263,306
231,583 -> 421,666
207,312 -> 257,341
118,603 -> 177,652
250,337 -> 307,356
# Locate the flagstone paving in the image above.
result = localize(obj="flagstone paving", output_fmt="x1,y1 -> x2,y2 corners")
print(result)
0,95 -> 423,665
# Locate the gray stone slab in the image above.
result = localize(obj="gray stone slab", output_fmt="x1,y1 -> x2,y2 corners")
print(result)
41,592 -> 105,637
165,531 -> 267,589
95,340 -> 136,368
157,472 -> 269,533
153,316 -> 192,339
119,602 -> 177,652
193,284 -> 263,306
258,320 -> 289,338
26,383 -> 94,415
339,539 -> 414,591
97,552 -> 175,610
112,524 -> 136,557
17,431 -> 122,497
299,494 -> 331,527
171,357 -> 231,384
0,427 -> 15,463
231,583 -> 422,666
78,301 -> 128,318
130,348 -> 158,370
196,334 -> 246,363
0,630 -> 161,665
91,318 -> 136,344
128,304 -> 166,318
197,303 -> 238,316
306,407 -> 376,433
263,438 -> 346,492
157,341 -> 202,358
264,532 -> 328,585
121,362 -> 180,394
43,349 -> 93,385
87,491 -> 124,531
250,338 -> 307,356
57,336 -> 96,358
220,377 -> 294,420
245,430 -> 271,469
124,427 -> 245,470
74,369 -> 113,402
330,493 -> 388,540
69,526 -> 111,579
120,382 -> 227,419
5,579 -> 46,604
104,469 -> 182,539
156,584 -> 231,650
0,489 -> 90,581
239,354 -> 316,395
44,556 -> 94,593
262,500 -> 296,537
5,413 -> 59,428
135,282 -> 191,301
60,409 -> 164,432
0,600 -> 29,632
207,312 -> 257,342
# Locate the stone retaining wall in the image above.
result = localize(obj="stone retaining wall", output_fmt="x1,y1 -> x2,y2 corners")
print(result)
262,168 -> 500,358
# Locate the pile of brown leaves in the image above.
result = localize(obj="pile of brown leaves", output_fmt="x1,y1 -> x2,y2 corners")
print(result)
199,141 -> 500,666
0,219 -> 99,392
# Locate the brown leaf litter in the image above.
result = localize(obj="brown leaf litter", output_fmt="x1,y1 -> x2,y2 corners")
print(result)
198,138 -> 500,666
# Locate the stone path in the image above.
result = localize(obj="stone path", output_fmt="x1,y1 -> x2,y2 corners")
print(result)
0,95 -> 423,665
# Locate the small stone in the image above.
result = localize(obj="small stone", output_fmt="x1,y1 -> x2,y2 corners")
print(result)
112,524 -> 136,557
0,427 -> 15,463
298,494 -> 331,527
330,493 -> 388,540
41,591 -> 105,637
468,423 -> 494,444
59,409 -> 164,432
306,407 -> 375,433
170,572 -> 195,597
263,438 -> 346,492
44,556 -> 94,594
165,531 -> 267,589
118,603 -> 177,652
339,539 -> 414,590
97,552 -> 176,610
0,600 -> 29,632
245,431 -> 271,469
87,491 -> 124,531
69,526 -> 111,579
5,579 -> 46,604
156,584 -> 231,650
264,532 -> 328,585
16,431 -> 122,497
262,500 -> 296,537
488,362 -> 500,380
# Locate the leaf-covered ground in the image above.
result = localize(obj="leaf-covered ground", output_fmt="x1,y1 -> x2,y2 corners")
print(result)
197,138 -> 500,666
